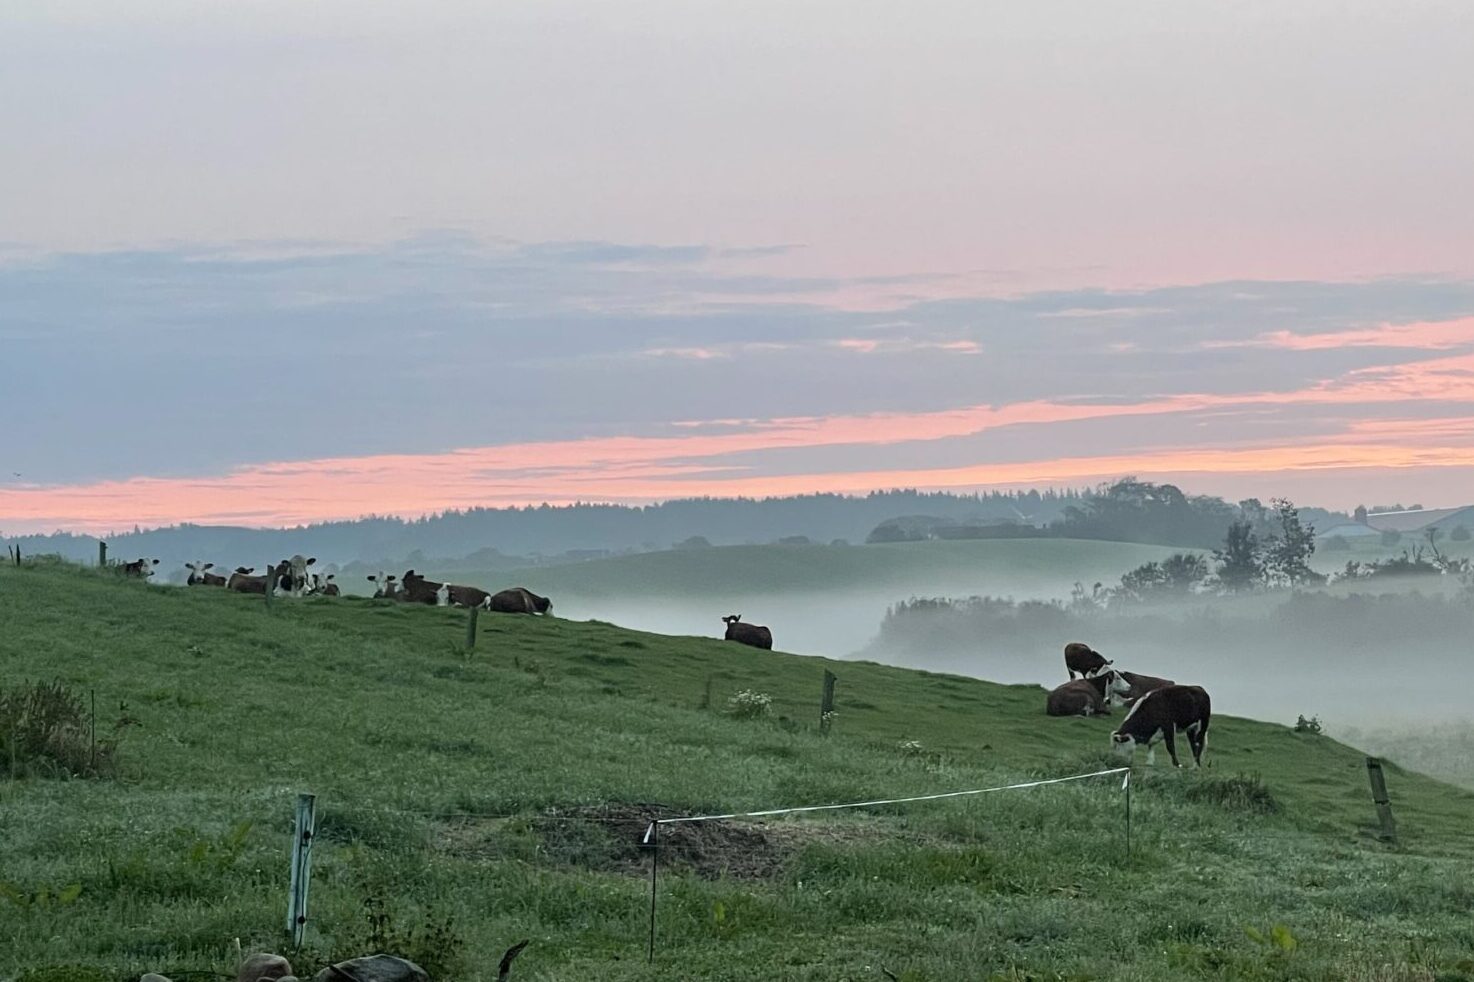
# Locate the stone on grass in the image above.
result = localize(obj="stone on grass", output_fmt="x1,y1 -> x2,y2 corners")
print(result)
140,975 -> 172,982
312,954 -> 428,982
239,953 -> 294,982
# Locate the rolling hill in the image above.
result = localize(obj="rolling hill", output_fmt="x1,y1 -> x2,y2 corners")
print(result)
3,561 -> 1474,980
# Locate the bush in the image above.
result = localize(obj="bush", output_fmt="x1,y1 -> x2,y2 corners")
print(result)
1183,774 -> 1280,815
0,680 -> 125,779
726,689 -> 773,720
1293,715 -> 1322,734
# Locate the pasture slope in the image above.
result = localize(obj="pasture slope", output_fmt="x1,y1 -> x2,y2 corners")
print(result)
3,562 -> 1474,981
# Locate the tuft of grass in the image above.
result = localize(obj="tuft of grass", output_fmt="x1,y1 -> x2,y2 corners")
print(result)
0,679 -> 126,779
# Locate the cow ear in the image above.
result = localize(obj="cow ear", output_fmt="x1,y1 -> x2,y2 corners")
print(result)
307,557 -> 317,565
203,563 -> 213,570
387,575 -> 397,582
366,575 -> 376,581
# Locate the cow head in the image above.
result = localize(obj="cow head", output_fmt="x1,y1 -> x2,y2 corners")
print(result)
367,572 -> 398,598
1102,670 -> 1132,705
1110,731 -> 1136,756
722,614 -> 742,625
234,566 -> 255,575
184,561 -> 213,584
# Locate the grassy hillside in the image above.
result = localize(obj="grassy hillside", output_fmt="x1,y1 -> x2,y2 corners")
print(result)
3,562 -> 1474,981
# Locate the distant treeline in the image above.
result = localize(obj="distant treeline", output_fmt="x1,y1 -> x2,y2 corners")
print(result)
2,488 -> 1089,568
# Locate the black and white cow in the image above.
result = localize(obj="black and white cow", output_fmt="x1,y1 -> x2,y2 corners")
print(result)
276,555 -> 316,597
722,614 -> 773,650
366,572 -> 400,599
1110,684 -> 1212,767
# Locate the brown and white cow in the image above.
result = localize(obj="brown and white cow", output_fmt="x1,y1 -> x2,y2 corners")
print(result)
185,562 -> 226,586
121,558 -> 160,579
489,587 -> 553,614
1046,679 -> 1111,717
1111,684 -> 1212,767
722,614 -> 773,650
1064,642 -> 1112,679
1119,670 -> 1175,705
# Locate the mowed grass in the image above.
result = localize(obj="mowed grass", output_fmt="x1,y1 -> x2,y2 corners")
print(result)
3,563 -> 1474,981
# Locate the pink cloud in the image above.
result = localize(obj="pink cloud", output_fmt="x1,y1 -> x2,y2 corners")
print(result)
1208,316 -> 1474,351
4,351 -> 1472,532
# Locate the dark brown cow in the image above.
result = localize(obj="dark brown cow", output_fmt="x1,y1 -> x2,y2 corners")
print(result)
1111,684 -> 1212,767
444,584 -> 492,609
1064,642 -> 1112,679
121,558 -> 159,579
489,587 -> 553,614
1045,679 -> 1110,717
185,562 -> 226,586
1119,670 -> 1175,704
399,569 -> 446,605
226,566 -> 268,594
722,614 -> 773,650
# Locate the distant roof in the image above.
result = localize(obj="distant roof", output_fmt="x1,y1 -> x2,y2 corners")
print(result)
1318,523 -> 1381,538
1363,505 -> 1474,533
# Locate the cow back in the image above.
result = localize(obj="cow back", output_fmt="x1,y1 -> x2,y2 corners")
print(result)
1046,679 -> 1105,716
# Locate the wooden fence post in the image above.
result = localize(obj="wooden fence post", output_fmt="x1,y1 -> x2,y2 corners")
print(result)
465,605 -> 480,650
286,793 -> 317,947
820,670 -> 837,733
1365,757 -> 1397,842
264,564 -> 277,608
98,541 -> 107,568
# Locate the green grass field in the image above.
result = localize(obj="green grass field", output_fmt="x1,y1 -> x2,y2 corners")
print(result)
4,561 -> 1474,981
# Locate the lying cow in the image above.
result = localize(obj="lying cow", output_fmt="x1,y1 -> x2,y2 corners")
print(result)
443,584 -> 492,609
275,555 -> 317,597
121,558 -> 160,579
308,573 -> 340,597
1064,642 -> 1111,679
185,562 -> 226,586
722,614 -> 773,650
366,572 -> 400,599
1046,678 -> 1117,716
1111,684 -> 1212,767
489,587 -> 553,614
399,570 -> 446,605
226,566 -> 269,594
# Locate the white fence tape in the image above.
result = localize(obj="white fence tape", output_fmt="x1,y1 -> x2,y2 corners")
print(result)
642,766 -> 1129,843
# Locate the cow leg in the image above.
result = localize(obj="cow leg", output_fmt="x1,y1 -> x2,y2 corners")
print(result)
1162,724 -> 1181,768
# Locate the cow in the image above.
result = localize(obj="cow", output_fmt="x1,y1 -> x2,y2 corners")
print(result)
226,566 -> 269,594
1064,642 -> 1112,679
308,573 -> 340,597
489,587 -> 553,614
1046,678 -> 1113,716
1111,684 -> 1212,767
722,614 -> 773,650
443,584 -> 492,609
185,562 -> 226,586
121,558 -> 160,579
366,572 -> 400,599
275,555 -> 316,597
1119,670 -> 1175,705
399,569 -> 446,605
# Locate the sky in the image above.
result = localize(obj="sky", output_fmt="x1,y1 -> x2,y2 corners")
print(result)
2,1 -> 1473,534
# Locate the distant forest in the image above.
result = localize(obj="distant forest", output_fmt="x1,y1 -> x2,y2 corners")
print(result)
3,482 -> 1348,570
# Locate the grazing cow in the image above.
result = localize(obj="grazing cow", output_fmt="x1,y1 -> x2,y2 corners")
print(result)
1064,642 -> 1112,679
366,572 -> 399,599
1111,684 -> 1212,767
399,569 -> 446,605
443,584 -> 492,609
1119,670 -> 1175,705
1046,679 -> 1112,717
185,562 -> 226,586
722,614 -> 773,650
275,555 -> 316,597
121,558 -> 160,579
489,587 -> 553,615
226,566 -> 269,594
